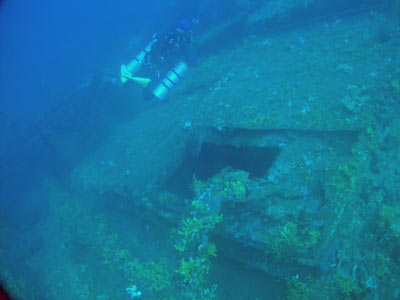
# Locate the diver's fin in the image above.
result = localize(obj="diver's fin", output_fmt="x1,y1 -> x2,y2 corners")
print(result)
120,65 -> 151,88
130,76 -> 151,88
120,64 -> 131,84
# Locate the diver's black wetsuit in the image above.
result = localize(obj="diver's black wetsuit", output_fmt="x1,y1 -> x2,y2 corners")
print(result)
143,29 -> 196,79
141,25 -> 199,100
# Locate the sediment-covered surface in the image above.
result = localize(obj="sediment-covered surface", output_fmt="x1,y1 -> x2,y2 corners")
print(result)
65,6 -> 400,299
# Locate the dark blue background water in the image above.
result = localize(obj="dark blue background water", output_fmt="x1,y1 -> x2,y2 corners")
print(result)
0,0 -> 174,122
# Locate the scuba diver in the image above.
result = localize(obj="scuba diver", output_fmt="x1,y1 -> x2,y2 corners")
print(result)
120,18 -> 199,100
145,19 -> 199,74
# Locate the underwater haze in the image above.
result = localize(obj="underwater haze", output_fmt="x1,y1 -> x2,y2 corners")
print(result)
0,0 -> 172,121
1,0 -> 400,299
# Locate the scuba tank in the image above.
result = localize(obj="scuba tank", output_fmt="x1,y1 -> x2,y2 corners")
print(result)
121,40 -> 156,84
152,61 -> 188,100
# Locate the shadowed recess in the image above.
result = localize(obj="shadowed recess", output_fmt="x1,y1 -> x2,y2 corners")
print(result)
163,143 -> 281,197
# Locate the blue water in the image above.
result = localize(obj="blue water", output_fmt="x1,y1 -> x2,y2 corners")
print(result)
0,0 -> 171,121
1,0 -> 399,299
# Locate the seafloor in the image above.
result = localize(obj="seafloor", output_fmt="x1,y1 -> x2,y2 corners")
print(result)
1,2 -> 400,300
